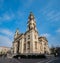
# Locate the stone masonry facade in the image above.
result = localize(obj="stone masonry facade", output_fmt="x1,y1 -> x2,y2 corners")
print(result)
13,12 -> 50,54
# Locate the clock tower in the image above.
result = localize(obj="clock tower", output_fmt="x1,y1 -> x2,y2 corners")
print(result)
27,12 -> 37,31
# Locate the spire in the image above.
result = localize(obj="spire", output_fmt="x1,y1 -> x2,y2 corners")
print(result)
15,28 -> 19,35
28,12 -> 35,20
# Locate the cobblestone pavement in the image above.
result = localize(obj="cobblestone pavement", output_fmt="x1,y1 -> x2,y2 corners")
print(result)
0,57 -> 20,63
0,57 -> 60,63
47,57 -> 60,63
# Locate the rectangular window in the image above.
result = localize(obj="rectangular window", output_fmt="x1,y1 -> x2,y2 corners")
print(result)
35,42 -> 37,49
25,38 -> 26,41
35,35 -> 36,39
44,43 -> 46,45
24,43 -> 26,51
28,35 -> 30,39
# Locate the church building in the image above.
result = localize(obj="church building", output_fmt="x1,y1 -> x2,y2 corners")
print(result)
13,12 -> 50,54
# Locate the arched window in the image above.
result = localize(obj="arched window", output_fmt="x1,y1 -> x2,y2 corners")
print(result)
24,43 -> 26,52
27,41 -> 30,50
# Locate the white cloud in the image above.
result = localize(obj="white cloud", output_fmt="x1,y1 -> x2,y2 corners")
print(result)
0,12 -> 15,22
39,0 -> 53,14
0,15 -> 10,21
40,33 -> 50,38
23,0 -> 34,8
46,10 -> 55,17
0,29 -> 14,47
39,0 -> 60,22
0,0 -> 4,8
40,7 -> 60,22
15,10 -> 25,20
47,12 -> 60,21
0,35 -> 12,47
40,33 -> 60,47
0,29 -> 13,36
56,28 -> 60,33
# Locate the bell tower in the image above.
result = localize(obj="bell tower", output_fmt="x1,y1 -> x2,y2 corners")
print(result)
26,12 -> 38,53
27,12 -> 37,31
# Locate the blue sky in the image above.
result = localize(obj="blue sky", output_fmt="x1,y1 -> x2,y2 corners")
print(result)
0,0 -> 60,47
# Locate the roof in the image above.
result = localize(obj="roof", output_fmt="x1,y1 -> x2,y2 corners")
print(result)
38,36 -> 48,42
13,33 -> 24,42
0,46 -> 10,48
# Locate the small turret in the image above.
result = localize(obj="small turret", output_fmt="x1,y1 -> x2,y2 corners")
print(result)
14,28 -> 20,39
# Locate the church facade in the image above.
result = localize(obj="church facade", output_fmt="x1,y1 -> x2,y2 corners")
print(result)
13,12 -> 50,54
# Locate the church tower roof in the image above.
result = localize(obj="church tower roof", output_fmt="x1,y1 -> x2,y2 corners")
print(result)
28,12 -> 35,20
27,12 -> 37,31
